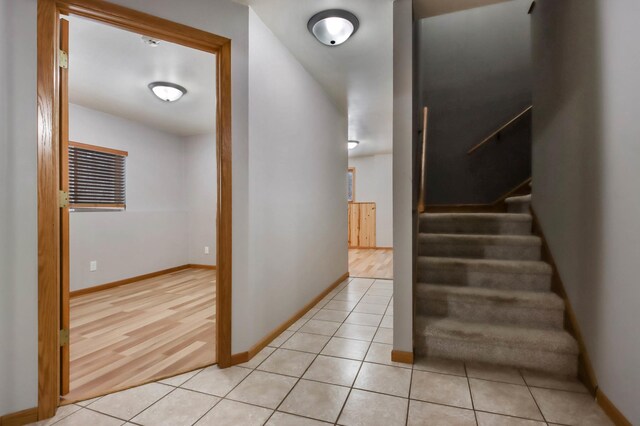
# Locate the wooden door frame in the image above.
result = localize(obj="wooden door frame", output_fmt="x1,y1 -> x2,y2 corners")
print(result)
37,0 -> 233,419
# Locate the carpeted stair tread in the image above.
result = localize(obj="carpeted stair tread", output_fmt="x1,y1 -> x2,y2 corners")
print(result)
419,233 -> 541,246
418,256 -> 552,274
416,283 -> 564,310
420,213 -> 532,235
415,316 -> 578,355
505,194 -> 532,204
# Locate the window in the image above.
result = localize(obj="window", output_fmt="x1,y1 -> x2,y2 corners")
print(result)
347,167 -> 356,202
68,141 -> 127,210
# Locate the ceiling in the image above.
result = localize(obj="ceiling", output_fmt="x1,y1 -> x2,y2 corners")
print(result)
239,0 -> 394,158
413,0 -> 512,19
68,15 -> 216,137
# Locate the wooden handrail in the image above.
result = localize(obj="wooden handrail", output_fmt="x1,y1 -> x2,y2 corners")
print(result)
418,107 -> 428,213
467,105 -> 532,155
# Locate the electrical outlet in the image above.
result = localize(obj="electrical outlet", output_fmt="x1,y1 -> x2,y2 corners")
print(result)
204,246 -> 210,255
90,261 -> 97,272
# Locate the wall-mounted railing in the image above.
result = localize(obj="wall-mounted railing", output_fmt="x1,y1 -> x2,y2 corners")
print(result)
466,105 -> 532,155
418,107 -> 428,213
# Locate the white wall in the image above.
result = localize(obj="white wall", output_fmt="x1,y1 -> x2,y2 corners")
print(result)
532,0 -> 640,422
0,0 -> 38,416
1,0 -> 349,416
348,154 -> 393,247
246,8 -> 348,350
392,0 -> 414,354
185,134 -> 217,265
69,104 -> 190,291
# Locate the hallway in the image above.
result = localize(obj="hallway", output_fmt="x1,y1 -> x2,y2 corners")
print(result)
34,277 -> 611,426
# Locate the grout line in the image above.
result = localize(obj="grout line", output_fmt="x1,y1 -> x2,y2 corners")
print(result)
463,363 -> 480,426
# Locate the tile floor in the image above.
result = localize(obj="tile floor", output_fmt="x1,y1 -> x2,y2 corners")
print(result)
32,277 -> 613,426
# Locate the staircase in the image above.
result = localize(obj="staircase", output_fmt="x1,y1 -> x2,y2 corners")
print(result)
415,195 -> 579,376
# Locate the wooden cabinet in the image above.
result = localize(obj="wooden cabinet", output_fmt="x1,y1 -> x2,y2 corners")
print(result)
348,202 -> 376,248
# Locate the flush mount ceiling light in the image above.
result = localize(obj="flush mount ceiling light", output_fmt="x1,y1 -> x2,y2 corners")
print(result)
348,140 -> 360,150
308,9 -> 359,46
148,82 -> 187,102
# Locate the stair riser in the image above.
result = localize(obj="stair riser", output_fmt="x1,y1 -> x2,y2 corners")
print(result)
415,336 -> 578,376
421,221 -> 532,236
419,243 -> 540,261
418,268 -> 551,292
417,298 -> 564,329
508,203 -> 531,214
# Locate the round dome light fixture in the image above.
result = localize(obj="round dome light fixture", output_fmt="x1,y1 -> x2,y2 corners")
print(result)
348,140 -> 360,150
148,82 -> 187,102
308,9 -> 359,46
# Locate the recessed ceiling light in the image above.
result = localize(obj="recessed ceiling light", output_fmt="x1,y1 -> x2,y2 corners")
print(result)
308,9 -> 359,46
348,140 -> 360,150
141,35 -> 160,47
148,82 -> 187,102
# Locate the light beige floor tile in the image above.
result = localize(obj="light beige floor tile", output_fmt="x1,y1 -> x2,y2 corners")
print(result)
324,300 -> 357,312
299,319 -> 341,336
521,370 -> 589,393
476,411 -> 547,425
385,305 -> 393,315
379,315 -> 393,328
332,292 -> 364,302
338,389 -> 408,426
269,330 -> 294,347
347,278 -> 375,289
257,348 -> 316,377
281,332 -> 331,354
287,317 -> 309,332
354,362 -> 411,397
469,378 -> 543,421
302,308 -> 320,319
239,346 -> 275,369
303,355 -> 361,386
313,309 -> 350,323
195,399 -> 272,426
370,280 -> 393,289
413,356 -> 466,376
32,404 -> 82,425
54,409 -> 124,426
76,396 -> 102,407
364,342 -> 411,368
365,288 -> 394,297
181,366 -> 250,397
353,303 -> 387,315
158,369 -> 202,387
335,323 -> 377,341
227,370 -> 297,409
465,362 -> 525,385
530,387 -> 613,425
344,312 -> 382,327
373,327 -> 393,344
266,412 -> 331,425
279,379 -> 350,423
360,295 -> 391,305
320,337 -> 370,360
131,388 -> 219,426
88,382 -> 173,420
407,400 -> 476,426
411,370 -> 473,409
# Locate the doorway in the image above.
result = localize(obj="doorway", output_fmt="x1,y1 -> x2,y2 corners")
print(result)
37,0 -> 232,419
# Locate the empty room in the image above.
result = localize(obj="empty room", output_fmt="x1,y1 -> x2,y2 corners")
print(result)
62,15 -> 219,402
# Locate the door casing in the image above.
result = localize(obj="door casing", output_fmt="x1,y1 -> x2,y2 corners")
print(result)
36,0 -> 233,419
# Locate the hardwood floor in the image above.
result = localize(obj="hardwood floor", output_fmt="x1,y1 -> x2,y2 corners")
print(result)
348,248 -> 393,279
64,268 -> 216,403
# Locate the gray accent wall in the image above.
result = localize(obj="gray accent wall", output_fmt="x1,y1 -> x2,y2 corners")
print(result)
417,0 -> 532,204
532,0 -> 640,423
